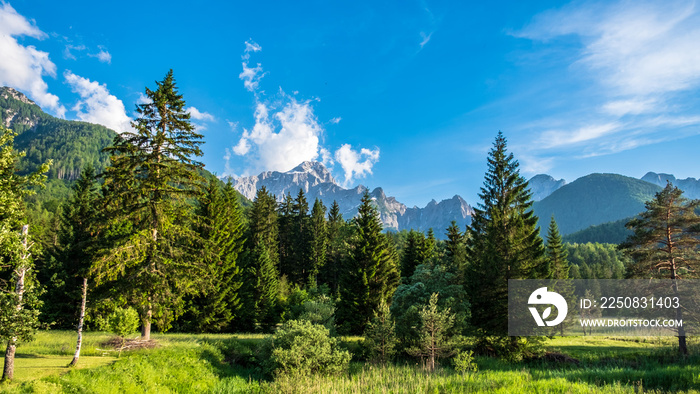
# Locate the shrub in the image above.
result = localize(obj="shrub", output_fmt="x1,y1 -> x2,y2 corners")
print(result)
261,319 -> 351,377
107,307 -> 140,339
453,350 -> 478,373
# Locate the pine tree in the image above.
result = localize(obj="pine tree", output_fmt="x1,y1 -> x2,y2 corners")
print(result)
243,243 -> 279,332
248,187 -> 279,271
290,189 -> 311,285
465,132 -> 547,353
59,166 -> 99,366
180,178 -> 245,332
407,293 -> 456,372
401,230 -> 425,281
240,187 -> 280,332
0,126 -> 50,381
545,216 -> 573,336
444,221 -> 467,278
337,191 -> 400,334
321,201 -> 345,293
92,70 -> 206,340
621,183 -> 700,354
363,298 -> 398,365
309,199 -> 327,285
277,192 -> 294,279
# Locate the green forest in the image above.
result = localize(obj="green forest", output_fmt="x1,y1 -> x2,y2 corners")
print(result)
1,73 -> 699,393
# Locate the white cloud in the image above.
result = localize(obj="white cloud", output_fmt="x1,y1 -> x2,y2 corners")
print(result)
334,144 -> 380,186
187,106 -> 215,122
231,41 -> 380,183
64,71 -> 132,133
0,3 -> 65,117
540,122 -> 622,148
243,40 -> 262,60
239,62 -> 264,92
89,47 -> 111,64
233,97 -> 322,173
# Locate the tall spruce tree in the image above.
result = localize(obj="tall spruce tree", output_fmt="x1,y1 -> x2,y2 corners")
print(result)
444,221 -> 467,278
465,132 -> 547,353
401,230 -> 425,281
0,126 -> 50,381
240,187 -> 280,332
621,183 -> 700,354
92,70 -> 206,340
545,216 -> 573,336
59,166 -> 99,366
321,201 -> 345,293
309,199 -> 328,285
337,191 -> 400,334
179,178 -> 245,332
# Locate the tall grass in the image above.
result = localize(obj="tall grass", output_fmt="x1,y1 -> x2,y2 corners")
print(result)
2,333 -> 699,393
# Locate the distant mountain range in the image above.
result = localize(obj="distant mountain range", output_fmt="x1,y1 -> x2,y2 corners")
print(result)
2,85 -> 699,243
230,161 -> 474,236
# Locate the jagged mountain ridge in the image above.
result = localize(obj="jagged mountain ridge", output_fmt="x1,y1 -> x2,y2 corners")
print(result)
528,174 -> 566,201
641,172 -> 700,199
230,161 -> 474,236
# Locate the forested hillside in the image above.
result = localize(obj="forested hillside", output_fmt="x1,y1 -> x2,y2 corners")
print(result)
533,173 -> 662,235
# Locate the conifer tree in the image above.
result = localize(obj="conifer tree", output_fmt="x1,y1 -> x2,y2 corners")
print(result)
444,221 -> 467,277
60,166 -> 99,366
242,243 -> 279,332
181,178 -> 245,332
92,70 -> 206,340
621,183 -> 700,354
363,298 -> 398,364
309,199 -> 327,285
545,216 -> 573,335
407,293 -> 456,372
321,201 -> 345,293
290,189 -> 311,285
401,230 -> 425,280
337,191 -> 400,334
0,126 -> 50,381
277,192 -> 294,278
247,187 -> 279,269
465,132 -> 547,353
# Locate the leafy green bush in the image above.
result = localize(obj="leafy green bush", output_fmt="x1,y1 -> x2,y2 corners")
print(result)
298,294 -> 336,334
453,350 -> 478,373
261,319 -> 351,377
107,307 -> 140,339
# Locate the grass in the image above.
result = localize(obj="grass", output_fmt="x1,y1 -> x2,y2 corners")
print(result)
1,332 -> 699,393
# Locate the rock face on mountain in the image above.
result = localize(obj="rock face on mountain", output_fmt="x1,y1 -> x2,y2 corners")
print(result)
528,174 -> 566,201
641,172 -> 700,199
231,161 -> 473,236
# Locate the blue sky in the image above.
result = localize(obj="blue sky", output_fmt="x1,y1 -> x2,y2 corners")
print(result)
3,0 -> 700,207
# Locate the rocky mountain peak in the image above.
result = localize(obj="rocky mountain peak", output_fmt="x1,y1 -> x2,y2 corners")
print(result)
528,174 -> 566,201
0,87 -> 36,106
289,160 -> 336,185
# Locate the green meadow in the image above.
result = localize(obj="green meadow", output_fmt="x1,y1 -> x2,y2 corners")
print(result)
1,332 -> 698,393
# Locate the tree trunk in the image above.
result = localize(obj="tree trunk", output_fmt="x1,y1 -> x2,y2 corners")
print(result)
141,302 -> 152,340
2,344 -> 16,382
69,277 -> 88,367
1,225 -> 29,382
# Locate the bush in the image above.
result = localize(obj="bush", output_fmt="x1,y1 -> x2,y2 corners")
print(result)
107,307 -> 140,339
453,350 -> 478,373
261,319 -> 351,377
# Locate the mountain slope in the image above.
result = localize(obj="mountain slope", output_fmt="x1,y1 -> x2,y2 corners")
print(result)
231,162 -> 473,236
533,173 -> 662,235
